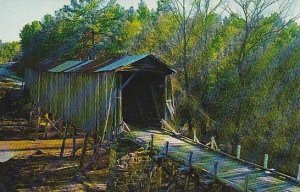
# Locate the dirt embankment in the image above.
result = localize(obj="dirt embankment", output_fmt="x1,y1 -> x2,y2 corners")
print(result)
0,119 -> 110,192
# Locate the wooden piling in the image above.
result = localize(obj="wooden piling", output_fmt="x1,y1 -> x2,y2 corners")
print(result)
184,152 -> 193,192
244,173 -> 250,192
297,164 -> 300,180
237,145 -> 241,159
157,164 -> 162,192
93,132 -> 98,155
170,162 -> 176,192
264,154 -> 269,169
72,125 -> 76,157
79,131 -> 89,169
184,174 -> 190,192
60,122 -> 68,157
146,168 -> 153,192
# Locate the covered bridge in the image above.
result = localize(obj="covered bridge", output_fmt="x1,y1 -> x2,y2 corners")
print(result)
25,54 -> 175,141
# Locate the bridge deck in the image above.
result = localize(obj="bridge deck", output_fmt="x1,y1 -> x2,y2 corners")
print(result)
125,130 -> 300,192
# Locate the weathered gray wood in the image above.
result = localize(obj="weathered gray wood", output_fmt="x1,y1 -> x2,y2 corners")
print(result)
237,145 -> 241,159
126,131 -> 300,191
161,119 -> 178,134
60,122 -> 68,157
264,154 -> 268,169
72,125 -> 76,157
79,131 -> 89,169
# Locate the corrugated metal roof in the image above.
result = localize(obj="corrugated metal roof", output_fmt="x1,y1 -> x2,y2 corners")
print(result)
95,54 -> 149,72
64,60 -> 94,72
46,53 -> 175,74
48,61 -> 83,72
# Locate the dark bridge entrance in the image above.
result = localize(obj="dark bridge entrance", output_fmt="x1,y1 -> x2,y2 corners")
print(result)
122,72 -> 165,128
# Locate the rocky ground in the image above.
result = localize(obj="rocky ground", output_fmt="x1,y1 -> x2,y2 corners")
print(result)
0,119 -> 110,192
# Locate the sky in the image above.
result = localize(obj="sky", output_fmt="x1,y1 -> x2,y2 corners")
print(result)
0,0 -> 299,42
0,0 -> 157,42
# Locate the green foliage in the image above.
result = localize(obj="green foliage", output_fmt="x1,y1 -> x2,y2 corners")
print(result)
0,41 -> 21,63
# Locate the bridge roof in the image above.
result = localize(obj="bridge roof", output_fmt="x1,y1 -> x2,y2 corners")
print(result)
45,54 -> 175,75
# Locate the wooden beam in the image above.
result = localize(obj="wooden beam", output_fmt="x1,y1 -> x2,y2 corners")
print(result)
123,121 -> 131,132
120,73 -> 136,90
160,119 -> 179,134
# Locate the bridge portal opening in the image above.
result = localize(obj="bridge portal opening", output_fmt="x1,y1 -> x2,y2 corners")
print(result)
121,72 -> 165,128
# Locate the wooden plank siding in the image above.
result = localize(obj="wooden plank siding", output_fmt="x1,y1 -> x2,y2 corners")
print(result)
25,69 -> 117,140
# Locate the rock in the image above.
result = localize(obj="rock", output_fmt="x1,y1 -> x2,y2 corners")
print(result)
32,149 -> 45,155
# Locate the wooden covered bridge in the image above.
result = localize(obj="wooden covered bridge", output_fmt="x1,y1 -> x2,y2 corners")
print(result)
25,54 -> 300,191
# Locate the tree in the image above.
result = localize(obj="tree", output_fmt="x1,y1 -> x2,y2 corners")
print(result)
0,41 -> 21,63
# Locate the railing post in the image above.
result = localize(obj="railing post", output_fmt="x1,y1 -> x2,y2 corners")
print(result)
165,141 -> 169,155
237,145 -> 241,159
214,162 -> 218,179
210,136 -> 214,149
184,152 -> 193,192
151,134 -> 154,150
188,151 -> 193,165
264,154 -> 269,169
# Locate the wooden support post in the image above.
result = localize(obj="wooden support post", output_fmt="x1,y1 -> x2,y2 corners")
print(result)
117,87 -> 122,134
297,164 -> 300,180
157,164 -> 162,192
184,174 -> 190,192
72,126 -> 76,157
214,162 -> 218,179
184,152 -> 193,192
79,131 -> 89,169
264,154 -> 269,169
36,116 -> 40,140
93,132 -> 98,155
168,162 -> 176,192
60,123 -> 68,157
237,145 -> 241,159
146,170 -> 153,192
244,173 -> 250,192
194,174 -> 200,192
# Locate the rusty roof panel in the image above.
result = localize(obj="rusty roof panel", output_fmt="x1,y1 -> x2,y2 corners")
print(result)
95,54 -> 149,72
48,61 -> 83,72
